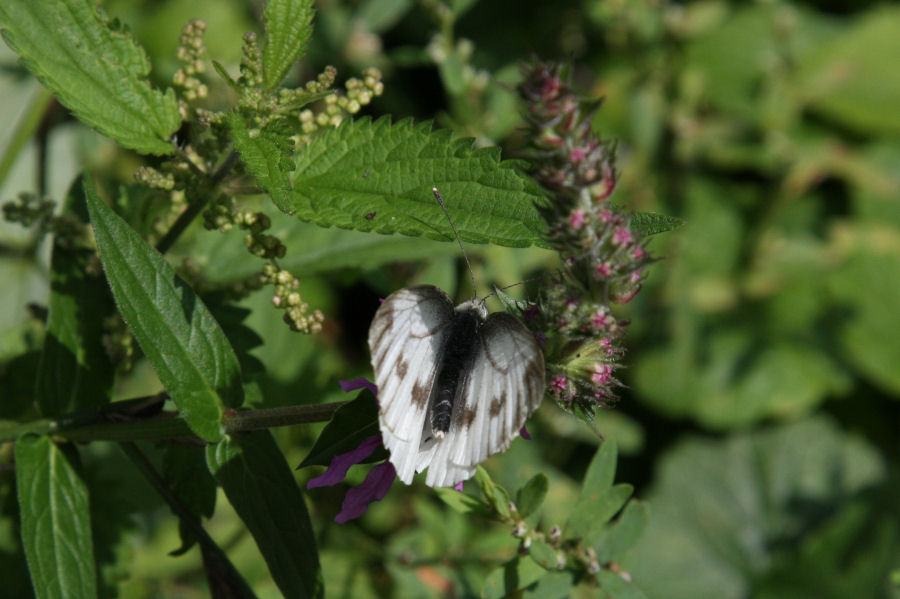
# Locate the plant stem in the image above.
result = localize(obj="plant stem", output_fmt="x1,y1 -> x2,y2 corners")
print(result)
0,401 -> 347,444
154,150 -> 239,254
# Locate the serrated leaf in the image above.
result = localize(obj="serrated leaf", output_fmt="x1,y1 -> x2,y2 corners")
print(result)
298,391 -> 386,468
207,430 -> 323,599
629,211 -> 684,236
84,178 -> 243,442
528,539 -> 559,570
593,500 -> 649,563
262,0 -> 315,89
35,175 -> 115,416
0,0 -> 180,154
228,111 -> 294,208
483,556 -> 548,599
267,116 -> 549,248
15,435 -> 97,599
516,473 -> 549,519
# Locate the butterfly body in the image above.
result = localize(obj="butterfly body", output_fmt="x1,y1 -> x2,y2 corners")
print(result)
369,285 -> 544,487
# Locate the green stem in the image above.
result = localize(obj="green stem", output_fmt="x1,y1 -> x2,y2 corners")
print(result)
154,150 -> 239,255
0,401 -> 347,444
119,442 -> 259,598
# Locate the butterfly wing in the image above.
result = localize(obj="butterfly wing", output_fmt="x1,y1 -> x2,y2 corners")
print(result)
368,285 -> 455,484
423,312 -> 545,487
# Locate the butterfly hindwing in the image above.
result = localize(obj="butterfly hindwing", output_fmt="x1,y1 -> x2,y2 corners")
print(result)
423,312 -> 545,487
368,285 -> 455,483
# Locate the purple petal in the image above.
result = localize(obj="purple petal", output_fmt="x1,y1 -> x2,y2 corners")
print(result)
338,377 -> 378,396
520,424 -> 532,441
454,481 -> 464,491
307,435 -> 382,489
335,461 -> 397,523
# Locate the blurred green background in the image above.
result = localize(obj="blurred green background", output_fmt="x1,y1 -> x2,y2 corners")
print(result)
1,0 -> 898,597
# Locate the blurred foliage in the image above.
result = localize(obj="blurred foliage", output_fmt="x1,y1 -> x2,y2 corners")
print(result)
1,0 -> 899,597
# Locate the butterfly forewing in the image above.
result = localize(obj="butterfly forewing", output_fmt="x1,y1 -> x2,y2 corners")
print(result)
369,284 -> 546,487
423,312 -> 545,487
368,285 -> 455,483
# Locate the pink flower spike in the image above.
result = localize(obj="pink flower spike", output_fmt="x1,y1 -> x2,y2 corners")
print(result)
334,461 -> 397,523
338,377 -> 378,396
520,424 -> 532,441
307,435 -> 382,489
550,374 -> 568,393
454,481 -> 465,491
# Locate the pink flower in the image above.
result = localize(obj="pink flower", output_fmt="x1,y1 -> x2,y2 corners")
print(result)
613,228 -> 633,246
569,209 -> 586,230
590,309 -> 609,329
596,262 -> 613,278
550,374 -> 568,393
591,363 -> 612,385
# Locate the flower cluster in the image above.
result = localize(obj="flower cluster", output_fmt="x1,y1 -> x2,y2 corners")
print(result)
516,59 -> 654,414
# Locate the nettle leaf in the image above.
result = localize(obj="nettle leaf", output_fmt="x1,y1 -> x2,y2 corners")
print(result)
263,116 -> 550,248
35,175 -> 115,416
228,112 -> 294,208
207,430 -> 323,599
0,0 -> 180,155
262,0 -> 315,89
85,179 -> 243,442
15,435 -> 97,599
298,390 -> 387,468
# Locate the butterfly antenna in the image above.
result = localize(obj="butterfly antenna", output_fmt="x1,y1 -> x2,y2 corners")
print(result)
432,187 -> 479,299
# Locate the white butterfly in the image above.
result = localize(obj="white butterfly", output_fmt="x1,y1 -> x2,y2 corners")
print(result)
368,284 -> 545,487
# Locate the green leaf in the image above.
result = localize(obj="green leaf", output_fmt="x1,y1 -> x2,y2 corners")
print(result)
0,0 -> 180,154
15,435 -> 97,599
268,116 -> 549,248
528,539 -> 559,570
262,0 -> 315,89
797,5 -> 900,135
516,473 -> 549,519
593,499 -> 649,563
84,178 -> 243,442
483,555 -> 548,599
162,444 -> 217,556
522,571 -> 575,599
35,175 -> 115,416
596,569 -> 648,599
298,391 -> 386,468
433,487 -> 491,516
627,417 -> 891,599
206,430 -> 323,599
228,112 -> 295,209
581,484 -> 635,544
474,465 -> 512,518
629,211 -> 684,236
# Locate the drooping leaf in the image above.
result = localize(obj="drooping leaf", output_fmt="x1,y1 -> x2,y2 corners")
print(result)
85,178 -> 243,442
35,175 -> 115,416
207,430 -> 323,599
15,435 -> 97,599
298,390 -> 387,468
262,0 -> 315,89
162,444 -> 217,556
259,116 -> 550,248
0,0 -> 180,154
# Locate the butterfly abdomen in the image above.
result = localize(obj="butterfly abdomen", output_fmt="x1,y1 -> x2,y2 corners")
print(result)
431,306 -> 484,437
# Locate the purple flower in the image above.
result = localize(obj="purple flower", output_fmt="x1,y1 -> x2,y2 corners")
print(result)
307,379 -> 395,522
